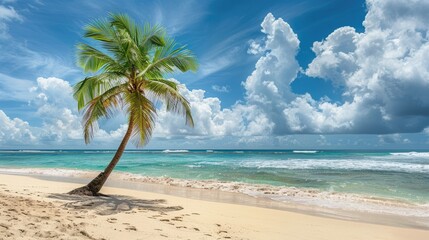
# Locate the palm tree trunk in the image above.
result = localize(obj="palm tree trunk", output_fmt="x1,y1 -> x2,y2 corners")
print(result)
68,116 -> 134,196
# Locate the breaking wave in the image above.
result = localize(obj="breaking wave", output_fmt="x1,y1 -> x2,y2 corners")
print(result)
237,159 -> 429,173
162,150 -> 189,153
292,150 -> 319,154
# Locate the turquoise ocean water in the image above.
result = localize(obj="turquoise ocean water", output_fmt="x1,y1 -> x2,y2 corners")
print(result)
1,149 -> 428,216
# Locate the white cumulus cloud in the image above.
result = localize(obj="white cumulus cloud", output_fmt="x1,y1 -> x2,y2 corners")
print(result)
302,0 -> 429,134
0,110 -> 35,144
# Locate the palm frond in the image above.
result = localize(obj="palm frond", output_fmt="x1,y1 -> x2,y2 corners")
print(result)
137,38 -> 198,78
84,18 -> 114,42
73,73 -> 125,110
109,13 -> 145,66
110,13 -> 141,45
145,78 -> 194,127
124,92 -> 157,146
82,84 -> 126,143
141,23 -> 166,48
84,16 -> 132,65
77,43 -> 120,73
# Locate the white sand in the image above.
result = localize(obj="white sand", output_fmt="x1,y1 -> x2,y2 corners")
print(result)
0,173 -> 428,240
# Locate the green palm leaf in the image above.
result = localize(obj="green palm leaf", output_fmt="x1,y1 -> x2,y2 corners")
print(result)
145,78 -> 194,127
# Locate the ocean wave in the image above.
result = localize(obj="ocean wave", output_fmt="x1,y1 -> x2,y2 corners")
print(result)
390,152 -> 429,158
185,164 -> 202,168
237,159 -> 429,173
118,173 -> 429,217
293,150 -> 319,154
20,150 -> 54,153
84,150 -> 115,154
0,150 -> 59,153
0,167 -> 98,178
1,167 -> 428,217
162,150 -> 189,153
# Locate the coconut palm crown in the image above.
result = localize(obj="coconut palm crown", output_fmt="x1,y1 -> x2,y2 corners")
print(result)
69,13 -> 197,196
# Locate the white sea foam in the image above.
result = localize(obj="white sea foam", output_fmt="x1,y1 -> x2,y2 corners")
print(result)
0,167 -> 97,178
0,150 -> 59,153
237,159 -> 429,173
84,150 -> 115,154
1,167 -> 428,217
293,150 -> 319,154
19,150 -> 46,153
390,152 -> 429,158
184,164 -> 201,168
162,150 -> 189,153
118,173 -> 429,217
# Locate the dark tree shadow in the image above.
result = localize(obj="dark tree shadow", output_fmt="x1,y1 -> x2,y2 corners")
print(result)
48,193 -> 183,215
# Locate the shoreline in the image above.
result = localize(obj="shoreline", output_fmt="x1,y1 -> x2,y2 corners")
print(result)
1,169 -> 429,230
0,173 -> 429,239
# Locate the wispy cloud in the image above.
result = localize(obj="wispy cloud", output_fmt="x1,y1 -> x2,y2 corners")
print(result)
196,28 -> 254,80
151,0 -> 210,35
198,48 -> 239,79
0,43 -> 79,78
0,4 -> 22,38
0,72 -> 35,101
212,85 -> 229,93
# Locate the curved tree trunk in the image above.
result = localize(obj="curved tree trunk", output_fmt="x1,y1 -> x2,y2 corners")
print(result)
68,117 -> 134,196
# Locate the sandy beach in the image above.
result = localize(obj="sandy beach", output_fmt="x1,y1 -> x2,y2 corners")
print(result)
0,173 -> 428,240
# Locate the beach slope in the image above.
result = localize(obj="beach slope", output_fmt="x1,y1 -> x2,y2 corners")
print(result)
0,174 -> 428,240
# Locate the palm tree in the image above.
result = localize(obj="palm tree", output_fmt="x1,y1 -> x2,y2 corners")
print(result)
68,13 -> 197,196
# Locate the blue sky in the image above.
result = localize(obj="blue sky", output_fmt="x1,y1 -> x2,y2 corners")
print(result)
1,0 -> 429,149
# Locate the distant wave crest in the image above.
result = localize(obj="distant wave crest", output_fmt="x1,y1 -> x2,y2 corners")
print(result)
0,150 -> 58,153
293,150 -> 319,154
390,152 -> 429,157
237,159 -> 429,173
162,149 -> 189,153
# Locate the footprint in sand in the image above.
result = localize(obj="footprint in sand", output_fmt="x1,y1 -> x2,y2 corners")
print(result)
125,226 -> 137,231
171,216 -> 183,221
0,223 -> 10,230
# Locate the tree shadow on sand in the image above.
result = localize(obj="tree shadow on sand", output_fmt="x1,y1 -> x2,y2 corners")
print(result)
48,193 -> 183,215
